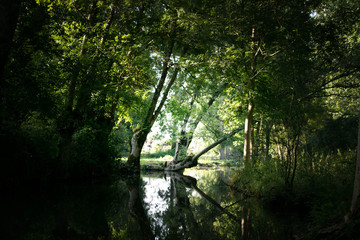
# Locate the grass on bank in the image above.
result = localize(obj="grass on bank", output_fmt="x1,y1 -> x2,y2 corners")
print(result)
117,149 -> 241,170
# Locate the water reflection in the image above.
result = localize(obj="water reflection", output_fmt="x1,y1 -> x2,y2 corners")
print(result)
3,169 -> 298,240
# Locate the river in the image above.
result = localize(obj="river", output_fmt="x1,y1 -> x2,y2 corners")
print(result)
3,168 -> 301,239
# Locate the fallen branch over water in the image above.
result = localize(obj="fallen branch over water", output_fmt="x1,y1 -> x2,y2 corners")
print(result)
165,127 -> 243,171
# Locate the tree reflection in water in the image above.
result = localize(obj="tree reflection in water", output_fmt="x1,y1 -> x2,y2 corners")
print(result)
4,170 -> 298,240
139,170 -> 297,240
140,170 -> 240,239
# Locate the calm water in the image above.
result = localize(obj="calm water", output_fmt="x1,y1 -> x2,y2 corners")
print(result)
3,168 -> 300,240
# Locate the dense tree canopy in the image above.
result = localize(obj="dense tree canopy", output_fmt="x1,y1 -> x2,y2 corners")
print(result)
0,0 -> 359,227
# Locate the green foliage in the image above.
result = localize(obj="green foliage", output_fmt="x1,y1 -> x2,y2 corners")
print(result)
141,149 -> 175,159
230,150 -> 355,228
0,0 -> 359,200
70,126 -> 115,178
231,158 -> 284,199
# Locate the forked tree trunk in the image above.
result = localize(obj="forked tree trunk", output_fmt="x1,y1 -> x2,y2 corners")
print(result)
127,40 -> 183,171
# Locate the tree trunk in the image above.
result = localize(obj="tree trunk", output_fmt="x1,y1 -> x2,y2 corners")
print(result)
220,120 -> 226,160
173,92 -> 197,162
243,27 -> 257,165
264,121 -> 272,160
226,145 -> 230,159
347,117 -> 360,220
220,145 -> 226,160
58,1 -> 98,172
243,99 -> 254,164
165,127 -> 242,171
127,41 -> 182,171
127,129 -> 149,172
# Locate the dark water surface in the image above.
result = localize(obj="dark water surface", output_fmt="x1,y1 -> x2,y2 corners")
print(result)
3,169 -> 300,240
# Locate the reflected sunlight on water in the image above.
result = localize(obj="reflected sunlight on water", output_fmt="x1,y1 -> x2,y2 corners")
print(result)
143,176 -> 170,225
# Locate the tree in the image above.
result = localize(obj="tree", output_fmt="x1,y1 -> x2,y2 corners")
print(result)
127,39 -> 183,171
217,0 -> 321,165
172,79 -> 228,163
165,127 -> 242,171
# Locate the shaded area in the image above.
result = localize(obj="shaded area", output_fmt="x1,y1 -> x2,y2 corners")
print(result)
2,169 -> 306,240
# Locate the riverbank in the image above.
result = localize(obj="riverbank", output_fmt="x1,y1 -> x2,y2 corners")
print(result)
117,155 -> 241,171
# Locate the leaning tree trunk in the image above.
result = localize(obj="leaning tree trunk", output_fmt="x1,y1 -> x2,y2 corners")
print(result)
127,129 -> 150,172
127,39 -> 184,171
165,127 -> 242,171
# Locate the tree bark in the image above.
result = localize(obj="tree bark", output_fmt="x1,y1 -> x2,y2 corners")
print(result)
243,99 -> 254,163
127,41 -> 182,171
226,145 -> 230,159
264,121 -> 272,160
220,120 -> 226,160
243,27 -> 257,165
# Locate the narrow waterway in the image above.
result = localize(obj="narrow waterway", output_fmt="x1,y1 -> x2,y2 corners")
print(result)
3,168 -> 301,239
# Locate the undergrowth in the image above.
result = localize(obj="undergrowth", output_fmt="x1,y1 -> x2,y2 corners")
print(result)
230,153 -> 355,234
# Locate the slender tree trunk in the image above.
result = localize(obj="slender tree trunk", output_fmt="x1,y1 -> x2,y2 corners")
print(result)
264,121 -> 272,160
226,145 -> 230,159
243,99 -> 254,163
243,27 -> 257,165
290,137 -> 299,189
220,145 -> 226,160
220,120 -> 226,160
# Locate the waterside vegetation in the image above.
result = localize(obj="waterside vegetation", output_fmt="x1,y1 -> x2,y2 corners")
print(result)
1,0 -> 360,239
